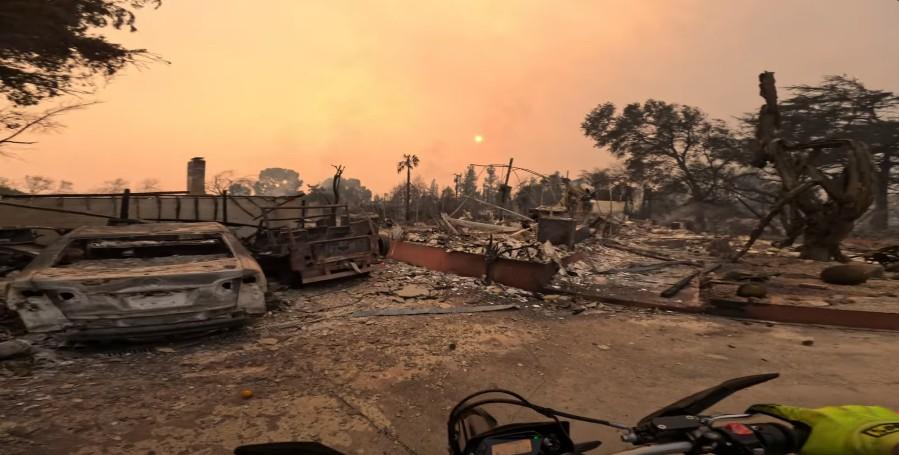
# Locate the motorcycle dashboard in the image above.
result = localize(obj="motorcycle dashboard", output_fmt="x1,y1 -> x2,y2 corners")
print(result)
466,422 -> 574,455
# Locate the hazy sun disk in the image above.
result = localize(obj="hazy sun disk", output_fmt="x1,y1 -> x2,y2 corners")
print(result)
474,134 -> 484,143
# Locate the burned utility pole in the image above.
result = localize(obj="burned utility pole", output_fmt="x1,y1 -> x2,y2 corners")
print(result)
499,157 -> 514,206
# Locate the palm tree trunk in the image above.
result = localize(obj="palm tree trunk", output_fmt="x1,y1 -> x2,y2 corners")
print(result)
405,164 -> 411,222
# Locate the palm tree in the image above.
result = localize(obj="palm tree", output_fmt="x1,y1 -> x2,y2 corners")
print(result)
397,154 -> 420,222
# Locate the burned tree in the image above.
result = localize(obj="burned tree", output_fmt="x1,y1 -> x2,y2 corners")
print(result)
331,164 -> 345,204
749,72 -> 875,261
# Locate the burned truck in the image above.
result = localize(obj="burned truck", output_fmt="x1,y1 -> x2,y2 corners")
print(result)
5,222 -> 266,340
248,203 -> 381,285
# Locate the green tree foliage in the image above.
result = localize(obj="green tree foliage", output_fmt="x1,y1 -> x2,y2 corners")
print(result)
581,100 -> 740,204
512,174 -> 564,213
254,168 -> 302,196
482,165 -> 498,202
429,179 -> 439,198
311,176 -> 373,210
461,165 -> 479,197
227,182 -> 253,196
0,0 -> 160,106
439,186 -> 456,213
385,177 -> 432,222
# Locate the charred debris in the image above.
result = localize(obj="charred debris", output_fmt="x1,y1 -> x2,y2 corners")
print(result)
2,72 -> 899,357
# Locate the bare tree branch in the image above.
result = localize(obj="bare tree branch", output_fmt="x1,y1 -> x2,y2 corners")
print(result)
0,102 -> 98,155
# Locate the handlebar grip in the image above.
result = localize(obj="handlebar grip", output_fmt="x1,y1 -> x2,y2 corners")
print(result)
751,422 -> 808,455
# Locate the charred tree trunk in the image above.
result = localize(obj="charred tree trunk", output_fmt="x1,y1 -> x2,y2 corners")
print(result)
752,72 -> 875,262
870,152 -> 891,231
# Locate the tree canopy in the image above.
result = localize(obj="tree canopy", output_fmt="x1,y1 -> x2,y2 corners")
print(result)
778,75 -> 899,230
254,168 -> 302,196
0,0 -> 160,106
311,176 -> 373,209
582,100 -> 740,204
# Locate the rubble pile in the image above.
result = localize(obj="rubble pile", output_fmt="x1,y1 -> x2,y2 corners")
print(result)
402,227 -> 569,264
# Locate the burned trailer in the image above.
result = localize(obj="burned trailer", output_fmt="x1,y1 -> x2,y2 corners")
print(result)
5,222 -> 267,340
249,204 -> 380,284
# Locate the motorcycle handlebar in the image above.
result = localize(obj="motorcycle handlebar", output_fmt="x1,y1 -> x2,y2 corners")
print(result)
607,441 -> 695,455
606,422 -> 801,455
750,422 -> 804,455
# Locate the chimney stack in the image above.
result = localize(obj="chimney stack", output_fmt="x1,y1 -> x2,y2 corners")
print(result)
187,157 -> 206,195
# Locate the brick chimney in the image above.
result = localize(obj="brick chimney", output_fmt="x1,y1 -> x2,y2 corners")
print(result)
187,157 -> 206,195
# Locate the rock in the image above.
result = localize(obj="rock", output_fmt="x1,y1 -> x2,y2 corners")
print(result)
394,285 -> 429,299
571,307 -> 586,315
542,294 -> 562,302
595,344 -> 611,351
155,347 -> 176,353
820,264 -> 871,285
448,342 -> 457,351
737,283 -> 767,298
801,339 -> 815,346
258,338 -> 279,346
885,262 -> 899,273
0,339 -> 32,360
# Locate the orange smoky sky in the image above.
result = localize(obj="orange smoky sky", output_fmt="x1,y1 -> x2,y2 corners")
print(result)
3,0 -> 898,194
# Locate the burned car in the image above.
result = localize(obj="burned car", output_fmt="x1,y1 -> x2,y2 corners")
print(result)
5,222 -> 266,340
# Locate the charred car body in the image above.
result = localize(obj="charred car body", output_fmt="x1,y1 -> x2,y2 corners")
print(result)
5,222 -> 266,340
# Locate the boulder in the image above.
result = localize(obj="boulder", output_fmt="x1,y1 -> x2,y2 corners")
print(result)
737,283 -> 767,298
820,264 -> 882,285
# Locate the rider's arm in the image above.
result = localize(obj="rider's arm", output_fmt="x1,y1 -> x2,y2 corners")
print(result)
749,404 -> 899,455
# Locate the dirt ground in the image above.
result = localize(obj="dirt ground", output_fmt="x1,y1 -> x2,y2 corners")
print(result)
2,260 -> 898,455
